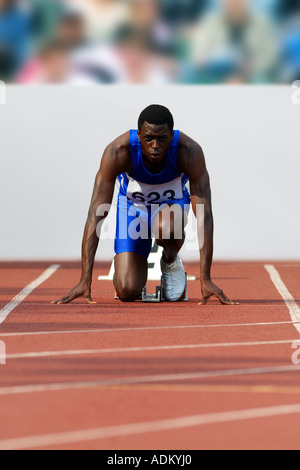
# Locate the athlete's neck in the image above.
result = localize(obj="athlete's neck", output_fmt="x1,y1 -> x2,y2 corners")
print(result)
142,155 -> 167,175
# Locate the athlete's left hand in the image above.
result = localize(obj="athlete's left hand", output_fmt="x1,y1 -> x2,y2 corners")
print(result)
199,279 -> 239,305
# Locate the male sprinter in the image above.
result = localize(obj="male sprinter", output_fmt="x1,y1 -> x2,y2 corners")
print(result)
53,105 -> 236,305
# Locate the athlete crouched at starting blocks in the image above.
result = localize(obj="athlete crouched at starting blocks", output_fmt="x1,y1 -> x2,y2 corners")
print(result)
52,105 -> 237,306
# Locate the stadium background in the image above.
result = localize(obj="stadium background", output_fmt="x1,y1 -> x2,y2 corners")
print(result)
1,0 -> 300,262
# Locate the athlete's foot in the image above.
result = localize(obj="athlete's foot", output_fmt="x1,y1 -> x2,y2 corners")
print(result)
161,253 -> 186,302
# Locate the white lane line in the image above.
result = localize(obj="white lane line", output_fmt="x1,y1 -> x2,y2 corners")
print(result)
1,320 -> 299,338
5,339 -> 298,360
0,365 -> 299,397
1,402 -> 300,450
265,265 -> 300,335
0,265 -> 60,326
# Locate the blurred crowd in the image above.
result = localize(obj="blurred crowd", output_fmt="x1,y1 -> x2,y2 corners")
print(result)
0,0 -> 299,84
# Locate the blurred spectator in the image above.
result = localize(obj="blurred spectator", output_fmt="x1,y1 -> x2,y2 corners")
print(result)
1,0 -> 299,84
276,0 -> 300,20
162,0 -> 209,27
113,25 -> 177,83
127,0 -> 161,38
70,25 -> 177,84
18,6 -> 87,84
252,0 -> 281,18
71,0 -> 128,43
278,0 -> 300,82
188,0 -> 279,83
120,0 -> 174,55
28,0 -> 65,51
18,39 -> 70,83
67,0 -> 177,84
0,0 -> 30,81
37,40 -> 70,83
55,9 -> 86,48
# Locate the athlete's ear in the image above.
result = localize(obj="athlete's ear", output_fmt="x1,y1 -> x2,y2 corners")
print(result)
137,130 -> 141,141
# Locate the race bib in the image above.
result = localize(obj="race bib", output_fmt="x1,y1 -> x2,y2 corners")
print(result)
126,175 -> 184,206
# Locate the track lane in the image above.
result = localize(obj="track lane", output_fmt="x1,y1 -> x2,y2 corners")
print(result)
1,261 -> 300,449
0,386 -> 300,450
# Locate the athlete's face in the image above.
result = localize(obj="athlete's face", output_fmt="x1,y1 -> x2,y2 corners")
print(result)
138,123 -> 174,165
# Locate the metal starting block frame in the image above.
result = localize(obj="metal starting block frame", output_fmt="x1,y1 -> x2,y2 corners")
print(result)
141,273 -> 188,303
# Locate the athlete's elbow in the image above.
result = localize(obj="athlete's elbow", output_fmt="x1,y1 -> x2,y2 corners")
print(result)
88,203 -> 110,221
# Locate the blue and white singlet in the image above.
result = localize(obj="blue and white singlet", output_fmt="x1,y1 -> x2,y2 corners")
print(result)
114,130 -> 191,259
117,130 -> 190,207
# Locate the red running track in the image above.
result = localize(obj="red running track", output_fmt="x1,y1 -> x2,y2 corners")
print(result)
0,261 -> 300,450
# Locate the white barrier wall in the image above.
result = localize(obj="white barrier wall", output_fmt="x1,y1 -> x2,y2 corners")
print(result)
0,85 -> 299,261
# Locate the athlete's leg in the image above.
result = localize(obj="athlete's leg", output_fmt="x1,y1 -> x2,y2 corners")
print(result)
114,195 -> 152,302
113,252 -> 148,302
151,203 -> 188,302
152,204 -> 188,262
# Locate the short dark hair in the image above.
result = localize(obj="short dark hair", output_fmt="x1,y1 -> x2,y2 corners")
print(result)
138,105 -> 174,132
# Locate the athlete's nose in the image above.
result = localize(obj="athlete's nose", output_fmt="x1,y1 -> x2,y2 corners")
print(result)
152,140 -> 159,150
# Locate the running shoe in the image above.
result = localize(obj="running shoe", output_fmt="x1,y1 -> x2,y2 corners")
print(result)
161,254 -> 186,302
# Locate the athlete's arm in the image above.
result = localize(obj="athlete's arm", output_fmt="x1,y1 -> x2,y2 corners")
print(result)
52,133 -> 131,304
179,134 -> 238,305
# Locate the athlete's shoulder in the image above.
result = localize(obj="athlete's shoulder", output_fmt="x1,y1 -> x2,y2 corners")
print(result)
107,131 -> 131,157
100,131 -> 132,176
179,131 -> 203,155
178,132 -> 205,169
177,132 -> 206,176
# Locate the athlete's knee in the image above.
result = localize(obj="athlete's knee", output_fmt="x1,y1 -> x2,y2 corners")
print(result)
118,287 -> 141,302
156,227 -> 185,243
156,234 -> 185,252
116,281 -> 142,302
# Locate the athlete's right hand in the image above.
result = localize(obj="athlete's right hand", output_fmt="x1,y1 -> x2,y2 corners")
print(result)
51,281 -> 96,305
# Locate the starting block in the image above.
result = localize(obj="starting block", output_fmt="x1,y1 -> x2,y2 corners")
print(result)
141,274 -> 188,303
141,284 -> 162,303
